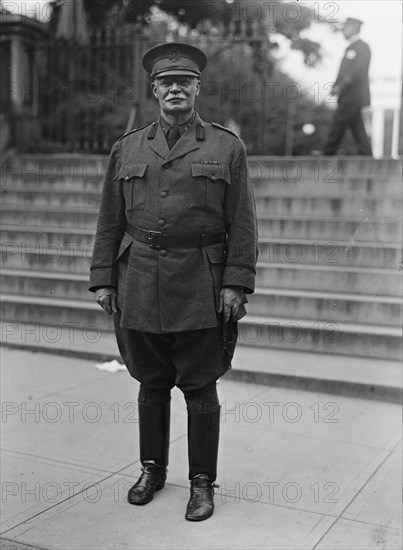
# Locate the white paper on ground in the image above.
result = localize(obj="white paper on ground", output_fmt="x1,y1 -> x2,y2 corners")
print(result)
95,359 -> 126,373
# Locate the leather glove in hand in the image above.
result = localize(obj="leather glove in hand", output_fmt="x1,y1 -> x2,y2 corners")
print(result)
218,286 -> 244,323
95,287 -> 118,315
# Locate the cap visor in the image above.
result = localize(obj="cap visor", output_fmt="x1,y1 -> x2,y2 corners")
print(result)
153,69 -> 200,78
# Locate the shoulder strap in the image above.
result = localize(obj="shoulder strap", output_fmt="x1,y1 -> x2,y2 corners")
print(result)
118,121 -> 156,142
211,121 -> 240,139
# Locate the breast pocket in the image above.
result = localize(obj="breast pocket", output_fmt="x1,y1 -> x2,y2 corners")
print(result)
119,163 -> 148,211
190,163 -> 231,208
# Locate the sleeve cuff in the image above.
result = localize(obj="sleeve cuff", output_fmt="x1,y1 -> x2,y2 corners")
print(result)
88,267 -> 117,292
222,265 -> 255,294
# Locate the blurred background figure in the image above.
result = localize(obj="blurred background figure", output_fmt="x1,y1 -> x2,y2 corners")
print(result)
322,17 -> 373,156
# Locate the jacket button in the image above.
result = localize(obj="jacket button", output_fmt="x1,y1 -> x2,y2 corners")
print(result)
158,219 -> 166,227
160,249 -> 167,256
160,191 -> 167,198
163,163 -> 170,169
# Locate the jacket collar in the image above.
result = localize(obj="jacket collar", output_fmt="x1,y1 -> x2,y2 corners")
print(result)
347,35 -> 361,46
148,112 -> 203,163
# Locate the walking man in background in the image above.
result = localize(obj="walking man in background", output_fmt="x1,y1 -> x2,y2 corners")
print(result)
323,17 -> 373,156
89,42 -> 257,521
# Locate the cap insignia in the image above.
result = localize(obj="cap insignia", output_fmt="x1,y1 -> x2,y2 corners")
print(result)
167,49 -> 181,62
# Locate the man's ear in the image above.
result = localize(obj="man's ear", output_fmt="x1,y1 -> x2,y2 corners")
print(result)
195,79 -> 201,96
151,80 -> 158,99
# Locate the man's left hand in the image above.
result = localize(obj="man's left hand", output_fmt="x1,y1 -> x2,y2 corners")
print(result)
218,286 -> 244,323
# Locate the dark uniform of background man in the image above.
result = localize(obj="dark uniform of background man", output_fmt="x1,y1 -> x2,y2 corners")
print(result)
322,17 -> 373,156
89,42 -> 257,521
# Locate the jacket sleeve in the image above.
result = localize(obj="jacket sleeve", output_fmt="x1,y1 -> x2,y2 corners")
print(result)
222,139 -> 258,294
89,140 -> 126,292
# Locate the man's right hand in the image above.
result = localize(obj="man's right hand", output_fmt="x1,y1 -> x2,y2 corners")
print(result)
330,84 -> 339,97
95,287 -> 118,315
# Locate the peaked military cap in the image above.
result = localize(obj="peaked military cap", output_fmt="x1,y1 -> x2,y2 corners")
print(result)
142,42 -> 207,78
344,17 -> 363,28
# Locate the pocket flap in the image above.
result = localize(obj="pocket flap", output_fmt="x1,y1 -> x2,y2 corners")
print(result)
115,232 -> 133,261
205,244 -> 225,264
191,163 -> 231,183
118,163 -> 148,180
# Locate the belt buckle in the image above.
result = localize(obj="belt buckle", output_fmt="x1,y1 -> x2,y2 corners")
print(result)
148,230 -> 162,249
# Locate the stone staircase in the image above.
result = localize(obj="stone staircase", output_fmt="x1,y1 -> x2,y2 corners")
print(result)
1,155 -> 402,380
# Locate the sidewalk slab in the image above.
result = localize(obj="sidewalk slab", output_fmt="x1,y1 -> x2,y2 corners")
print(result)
315,519 -> 402,549
1,473 -> 335,550
0,540 -> 49,550
341,445 -> 402,530
1,451 -> 111,533
1,348 -> 401,550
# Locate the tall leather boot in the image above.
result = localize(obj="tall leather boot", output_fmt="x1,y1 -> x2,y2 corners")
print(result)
185,407 -> 220,521
127,400 -> 170,505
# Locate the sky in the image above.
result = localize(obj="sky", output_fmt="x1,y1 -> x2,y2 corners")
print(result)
2,0 -> 402,105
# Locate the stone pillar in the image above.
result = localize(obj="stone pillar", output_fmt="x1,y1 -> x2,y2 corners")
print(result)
0,13 -> 47,151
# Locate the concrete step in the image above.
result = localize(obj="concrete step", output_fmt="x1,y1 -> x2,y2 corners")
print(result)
1,187 -> 101,208
1,154 -> 106,186
2,187 -> 401,217
252,175 -> 402,195
247,288 -> 402,326
8,154 -> 398,183
2,263 -> 401,306
1,231 -> 399,272
1,208 -> 400,242
0,294 -> 115,332
254,195 -> 402,217
0,205 -> 98,229
7,154 -> 400,175
3,155 -> 401,193
256,263 -> 402,296
0,246 -> 93,274
230,346 -> 402,402
1,321 -> 401,402
253,179 -> 402,196
4,171 -> 400,195
248,155 -> 401,177
257,215 -> 401,241
0,226 -> 95,248
0,270 -> 90,300
257,238 -> 401,268
1,295 -> 401,360
249,158 -> 401,194
238,314 -> 402,361
1,271 -> 400,326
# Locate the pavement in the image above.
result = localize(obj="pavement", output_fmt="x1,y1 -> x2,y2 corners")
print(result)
0,347 -> 401,550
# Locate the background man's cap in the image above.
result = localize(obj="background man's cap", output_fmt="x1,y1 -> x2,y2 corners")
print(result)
344,17 -> 363,29
142,42 -> 207,78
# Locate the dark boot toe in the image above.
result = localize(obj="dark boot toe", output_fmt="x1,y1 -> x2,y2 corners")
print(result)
185,474 -> 216,521
127,464 -> 166,506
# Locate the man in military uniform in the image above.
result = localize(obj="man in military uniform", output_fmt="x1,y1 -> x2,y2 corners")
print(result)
89,42 -> 257,521
322,17 -> 373,156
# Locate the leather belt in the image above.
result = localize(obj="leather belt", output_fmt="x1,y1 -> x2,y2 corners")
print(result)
126,223 -> 226,249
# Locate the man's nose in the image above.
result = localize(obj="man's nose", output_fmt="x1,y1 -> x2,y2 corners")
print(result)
169,81 -> 181,92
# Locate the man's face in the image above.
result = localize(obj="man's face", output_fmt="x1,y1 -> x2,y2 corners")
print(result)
152,75 -> 200,117
342,23 -> 359,40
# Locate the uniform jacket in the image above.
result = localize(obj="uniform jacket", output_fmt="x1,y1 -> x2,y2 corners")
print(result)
335,38 -> 371,110
89,113 -> 258,333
